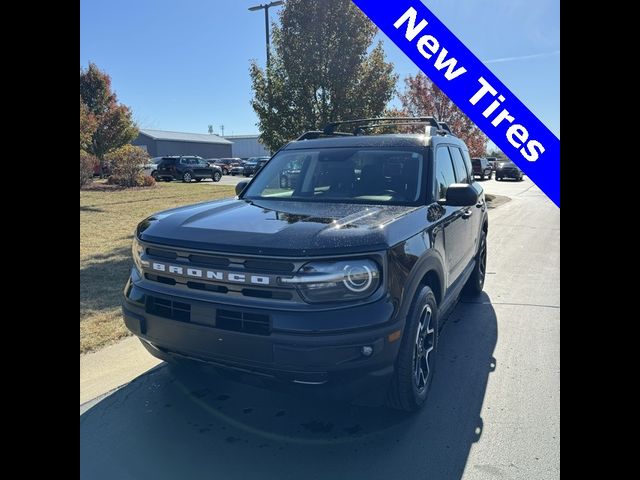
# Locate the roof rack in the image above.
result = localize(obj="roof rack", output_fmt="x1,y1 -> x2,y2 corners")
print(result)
437,122 -> 452,134
295,130 -> 354,141
323,116 -> 440,134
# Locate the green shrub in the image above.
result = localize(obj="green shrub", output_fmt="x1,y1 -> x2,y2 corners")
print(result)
80,150 -> 97,188
105,145 -> 149,187
106,173 -> 156,188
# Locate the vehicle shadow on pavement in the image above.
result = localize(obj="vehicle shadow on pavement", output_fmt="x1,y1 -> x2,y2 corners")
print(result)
80,294 -> 497,480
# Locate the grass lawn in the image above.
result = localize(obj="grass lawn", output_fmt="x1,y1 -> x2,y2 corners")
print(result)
80,181 -> 236,354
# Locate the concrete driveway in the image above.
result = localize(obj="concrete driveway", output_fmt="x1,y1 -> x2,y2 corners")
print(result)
80,176 -> 559,480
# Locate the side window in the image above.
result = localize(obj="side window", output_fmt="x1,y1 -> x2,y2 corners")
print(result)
449,147 -> 470,184
461,150 -> 474,182
434,147 -> 456,200
179,158 -> 188,165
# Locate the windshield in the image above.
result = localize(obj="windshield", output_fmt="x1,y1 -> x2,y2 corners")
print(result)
242,147 -> 425,205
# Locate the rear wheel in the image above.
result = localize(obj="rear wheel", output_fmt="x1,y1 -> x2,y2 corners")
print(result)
212,171 -> 222,182
182,172 -> 192,183
464,230 -> 487,295
386,285 -> 439,412
151,170 -> 159,180
480,172 -> 485,180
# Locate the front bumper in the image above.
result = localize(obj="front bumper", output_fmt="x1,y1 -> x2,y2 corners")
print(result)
122,275 -> 403,404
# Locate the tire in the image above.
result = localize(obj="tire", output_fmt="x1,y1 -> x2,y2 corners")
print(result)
182,172 -> 192,183
151,170 -> 159,180
195,178 -> 202,182
212,171 -> 222,182
488,170 -> 493,180
386,285 -> 439,412
480,173 -> 485,180
517,175 -> 524,182
464,229 -> 487,296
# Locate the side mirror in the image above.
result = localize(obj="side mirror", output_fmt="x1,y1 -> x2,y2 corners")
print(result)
235,180 -> 249,196
444,183 -> 477,207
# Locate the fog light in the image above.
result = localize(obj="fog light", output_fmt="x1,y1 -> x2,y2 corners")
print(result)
361,345 -> 373,357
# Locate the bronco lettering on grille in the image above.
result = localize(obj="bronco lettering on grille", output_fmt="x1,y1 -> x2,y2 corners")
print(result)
150,262 -> 271,285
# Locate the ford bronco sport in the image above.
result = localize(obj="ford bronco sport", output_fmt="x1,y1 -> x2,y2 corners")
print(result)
123,117 -> 488,411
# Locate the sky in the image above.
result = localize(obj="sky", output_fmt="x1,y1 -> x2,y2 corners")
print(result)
80,0 -> 559,139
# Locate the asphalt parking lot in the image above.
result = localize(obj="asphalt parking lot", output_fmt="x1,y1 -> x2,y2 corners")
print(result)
80,175 -> 559,480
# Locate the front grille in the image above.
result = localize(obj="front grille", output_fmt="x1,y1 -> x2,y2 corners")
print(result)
243,259 -> 295,273
142,247 -> 303,303
145,296 -> 191,322
216,309 -> 271,335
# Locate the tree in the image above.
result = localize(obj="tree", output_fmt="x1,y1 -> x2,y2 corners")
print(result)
80,63 -> 138,175
250,0 -> 397,152
80,97 -> 96,152
399,73 -> 487,157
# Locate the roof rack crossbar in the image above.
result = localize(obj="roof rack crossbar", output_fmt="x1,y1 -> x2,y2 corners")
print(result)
296,130 -> 354,141
323,116 -> 440,134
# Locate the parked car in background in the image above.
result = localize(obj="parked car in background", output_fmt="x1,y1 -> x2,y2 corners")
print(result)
495,159 -> 524,181
230,161 -> 247,176
155,156 -> 223,183
243,156 -> 271,177
485,156 -> 498,171
143,157 -> 164,178
208,158 -> 242,175
471,158 -> 493,180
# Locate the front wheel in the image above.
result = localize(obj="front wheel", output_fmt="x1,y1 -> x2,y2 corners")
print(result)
212,171 -> 222,182
479,173 -> 485,180
386,285 -> 439,412
151,170 -> 159,181
464,230 -> 487,296
182,172 -> 192,183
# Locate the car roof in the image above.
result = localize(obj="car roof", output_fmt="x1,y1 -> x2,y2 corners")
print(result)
283,133 -> 466,151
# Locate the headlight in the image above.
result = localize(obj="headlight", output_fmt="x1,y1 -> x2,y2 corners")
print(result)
281,259 -> 380,303
132,236 -> 149,274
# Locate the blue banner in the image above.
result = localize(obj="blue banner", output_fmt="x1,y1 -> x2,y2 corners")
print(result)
352,0 -> 560,207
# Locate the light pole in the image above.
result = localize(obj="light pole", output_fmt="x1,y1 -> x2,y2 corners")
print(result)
248,1 -> 284,69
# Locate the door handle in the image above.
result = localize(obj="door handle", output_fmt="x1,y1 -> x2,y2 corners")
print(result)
476,200 -> 484,208
462,209 -> 473,219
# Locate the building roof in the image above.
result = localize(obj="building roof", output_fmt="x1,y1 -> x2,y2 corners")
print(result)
139,129 -> 233,145
223,134 -> 261,140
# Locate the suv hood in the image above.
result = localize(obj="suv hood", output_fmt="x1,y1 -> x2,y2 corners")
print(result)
138,198 -> 425,256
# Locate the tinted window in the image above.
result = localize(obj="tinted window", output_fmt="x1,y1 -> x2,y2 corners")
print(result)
243,147 -> 424,205
449,147 -> 470,184
434,147 -> 456,200
462,150 -> 474,178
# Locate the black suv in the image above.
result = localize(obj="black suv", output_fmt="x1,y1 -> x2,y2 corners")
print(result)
495,159 -> 524,181
243,156 -> 270,176
471,157 -> 493,180
123,117 -> 488,411
155,156 -> 223,183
